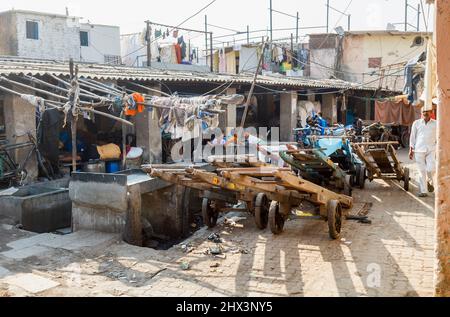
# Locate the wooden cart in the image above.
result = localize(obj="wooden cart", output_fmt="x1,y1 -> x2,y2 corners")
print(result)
352,142 -> 410,191
279,149 -> 352,196
144,164 -> 353,239
146,165 -> 289,230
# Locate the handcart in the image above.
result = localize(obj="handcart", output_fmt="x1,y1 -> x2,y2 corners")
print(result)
352,142 -> 410,191
145,164 -> 353,239
310,136 -> 366,189
279,148 -> 352,197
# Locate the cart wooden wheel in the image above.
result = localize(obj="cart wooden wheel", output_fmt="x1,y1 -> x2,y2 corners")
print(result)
403,168 -> 410,192
357,165 -> 366,189
202,198 -> 218,229
254,193 -> 270,230
269,201 -> 285,235
327,200 -> 343,240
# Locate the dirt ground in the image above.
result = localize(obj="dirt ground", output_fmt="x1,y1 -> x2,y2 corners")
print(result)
0,149 -> 436,297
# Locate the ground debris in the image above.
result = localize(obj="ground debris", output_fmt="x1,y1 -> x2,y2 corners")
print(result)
180,243 -> 195,253
209,245 -> 223,255
228,247 -> 249,255
180,262 -> 190,271
207,233 -> 223,244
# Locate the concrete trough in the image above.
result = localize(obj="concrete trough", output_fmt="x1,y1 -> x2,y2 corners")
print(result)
69,168 -> 207,241
0,183 -> 71,233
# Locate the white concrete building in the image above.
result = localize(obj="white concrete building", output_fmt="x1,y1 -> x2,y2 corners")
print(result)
0,10 -> 121,64
80,23 -> 121,64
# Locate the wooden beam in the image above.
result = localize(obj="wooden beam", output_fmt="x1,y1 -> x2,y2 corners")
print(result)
274,170 -> 353,208
123,185 -> 143,247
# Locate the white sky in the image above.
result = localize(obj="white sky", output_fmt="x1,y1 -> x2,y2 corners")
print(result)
0,0 -> 434,48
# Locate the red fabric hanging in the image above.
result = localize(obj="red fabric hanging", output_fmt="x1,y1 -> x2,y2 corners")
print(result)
174,44 -> 182,64
375,100 -> 421,126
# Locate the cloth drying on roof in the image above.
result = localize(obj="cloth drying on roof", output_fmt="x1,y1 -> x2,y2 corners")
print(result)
375,99 -> 421,126
297,49 -> 309,70
263,46 -> 272,71
403,51 -> 426,104
175,44 -> 182,64
219,48 -> 227,73
160,45 -> 178,64
239,46 -> 259,74
177,36 -> 187,60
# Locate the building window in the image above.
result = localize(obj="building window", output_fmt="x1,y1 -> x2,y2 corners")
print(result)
26,21 -> 39,40
80,31 -> 89,47
368,57 -> 382,69
104,55 -> 121,65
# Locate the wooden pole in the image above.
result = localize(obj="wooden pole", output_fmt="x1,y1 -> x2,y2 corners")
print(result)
326,0 -> 330,33
210,32 -> 214,72
240,39 -> 267,128
205,15 -> 208,67
122,116 -> 127,170
269,0 -> 273,42
69,59 -> 77,174
71,117 -> 77,173
123,185 -> 143,247
147,21 -> 151,68
435,0 -> 450,297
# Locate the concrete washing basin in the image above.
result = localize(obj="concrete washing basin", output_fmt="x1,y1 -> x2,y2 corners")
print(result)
0,184 -> 72,233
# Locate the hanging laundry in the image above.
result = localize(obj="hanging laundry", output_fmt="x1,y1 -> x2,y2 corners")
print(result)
124,93 -> 145,117
263,46 -> 272,71
155,29 -> 162,39
149,94 -> 244,140
272,46 -> 283,63
375,99 -> 420,126
282,48 -> 288,62
297,49 -> 309,70
160,45 -> 178,64
286,49 -> 293,64
178,36 -> 187,60
239,46 -> 259,73
280,62 -> 292,72
174,44 -> 182,64
219,48 -> 227,73
403,51 -> 426,104
173,30 -> 179,38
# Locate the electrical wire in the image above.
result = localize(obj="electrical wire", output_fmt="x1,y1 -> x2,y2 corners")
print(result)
316,0 -> 353,51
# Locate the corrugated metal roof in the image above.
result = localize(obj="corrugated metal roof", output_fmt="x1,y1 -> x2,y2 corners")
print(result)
0,56 -> 386,92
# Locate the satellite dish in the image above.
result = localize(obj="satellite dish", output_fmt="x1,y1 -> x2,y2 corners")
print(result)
335,26 -> 345,36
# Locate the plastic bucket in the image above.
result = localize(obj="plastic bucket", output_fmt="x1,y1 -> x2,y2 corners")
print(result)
105,160 -> 121,173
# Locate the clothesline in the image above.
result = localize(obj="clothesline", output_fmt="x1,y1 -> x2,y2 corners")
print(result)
0,73 -> 246,134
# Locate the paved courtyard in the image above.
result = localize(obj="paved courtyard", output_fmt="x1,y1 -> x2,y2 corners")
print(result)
0,150 -> 436,297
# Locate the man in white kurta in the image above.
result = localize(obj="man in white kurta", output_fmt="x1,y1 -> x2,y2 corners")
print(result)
409,110 -> 437,197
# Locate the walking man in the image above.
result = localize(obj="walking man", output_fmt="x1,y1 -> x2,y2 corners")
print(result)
409,108 -> 437,197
